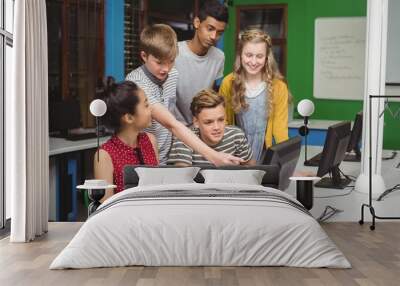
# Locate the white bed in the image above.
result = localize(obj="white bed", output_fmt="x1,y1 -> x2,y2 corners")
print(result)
50,183 -> 351,269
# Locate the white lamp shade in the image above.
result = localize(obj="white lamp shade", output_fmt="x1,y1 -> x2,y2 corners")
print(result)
297,99 -> 315,117
89,99 -> 107,117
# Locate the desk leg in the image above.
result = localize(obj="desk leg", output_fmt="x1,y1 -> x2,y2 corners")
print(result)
67,158 -> 78,221
58,155 -> 71,221
54,154 -> 78,222
48,158 -> 57,221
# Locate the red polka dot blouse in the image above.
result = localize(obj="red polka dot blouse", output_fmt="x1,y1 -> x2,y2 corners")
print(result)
100,133 -> 158,193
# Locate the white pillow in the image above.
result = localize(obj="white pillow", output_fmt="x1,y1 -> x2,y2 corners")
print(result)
135,167 -> 201,186
200,169 -> 266,185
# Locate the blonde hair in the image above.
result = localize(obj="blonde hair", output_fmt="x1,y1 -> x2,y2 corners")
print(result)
232,29 -> 291,115
140,24 -> 178,61
190,89 -> 225,117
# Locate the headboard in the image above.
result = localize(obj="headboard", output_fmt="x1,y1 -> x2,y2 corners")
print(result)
123,164 -> 280,190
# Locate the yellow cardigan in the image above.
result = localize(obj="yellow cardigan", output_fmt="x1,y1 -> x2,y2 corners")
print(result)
219,73 -> 289,148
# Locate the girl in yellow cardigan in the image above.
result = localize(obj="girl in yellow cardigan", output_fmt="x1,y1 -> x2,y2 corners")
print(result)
219,29 -> 291,163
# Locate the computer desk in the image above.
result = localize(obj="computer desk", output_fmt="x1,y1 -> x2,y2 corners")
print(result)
47,119 -> 339,222
288,119 -> 341,146
49,136 -> 110,222
286,145 -> 400,222
48,121 -> 399,223
49,137 -> 109,156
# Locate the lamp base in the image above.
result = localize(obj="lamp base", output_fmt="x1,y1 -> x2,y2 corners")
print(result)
87,188 -> 105,216
315,177 -> 352,189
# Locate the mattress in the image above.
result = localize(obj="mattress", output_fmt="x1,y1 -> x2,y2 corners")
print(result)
50,183 -> 351,269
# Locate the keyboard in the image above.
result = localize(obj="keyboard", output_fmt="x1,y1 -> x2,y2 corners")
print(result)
51,132 -> 110,141
307,152 -> 361,165
65,132 -> 99,141
305,152 -> 322,166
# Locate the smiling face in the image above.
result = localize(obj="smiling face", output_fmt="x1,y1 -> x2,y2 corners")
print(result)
240,41 -> 267,77
194,16 -> 226,50
193,104 -> 226,146
141,52 -> 175,81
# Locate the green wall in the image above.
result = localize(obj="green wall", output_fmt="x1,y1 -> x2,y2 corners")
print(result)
223,0 -> 400,149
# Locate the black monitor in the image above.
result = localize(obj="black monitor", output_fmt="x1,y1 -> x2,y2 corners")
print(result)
344,111 -> 363,162
263,136 -> 302,190
49,100 -> 81,136
315,121 -> 352,189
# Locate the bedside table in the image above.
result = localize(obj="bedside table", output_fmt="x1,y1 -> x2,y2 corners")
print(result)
289,177 -> 321,210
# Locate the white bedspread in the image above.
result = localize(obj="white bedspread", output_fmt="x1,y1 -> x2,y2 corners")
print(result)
50,183 -> 351,269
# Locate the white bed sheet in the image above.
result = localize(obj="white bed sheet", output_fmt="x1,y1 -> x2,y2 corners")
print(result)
50,183 -> 350,269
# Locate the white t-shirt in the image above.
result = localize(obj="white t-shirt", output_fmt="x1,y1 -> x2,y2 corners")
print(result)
126,65 -> 178,164
174,41 -> 225,126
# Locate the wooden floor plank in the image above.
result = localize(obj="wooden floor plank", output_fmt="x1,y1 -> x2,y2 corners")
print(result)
0,222 -> 400,286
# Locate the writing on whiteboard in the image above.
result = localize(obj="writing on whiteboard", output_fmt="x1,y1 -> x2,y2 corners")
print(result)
314,17 -> 366,100
319,35 -> 364,80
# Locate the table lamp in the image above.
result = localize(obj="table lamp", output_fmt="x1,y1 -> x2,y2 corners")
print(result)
77,179 -> 116,215
297,99 -> 315,165
89,99 -> 107,162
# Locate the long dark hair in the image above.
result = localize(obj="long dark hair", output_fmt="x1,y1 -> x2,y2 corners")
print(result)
97,76 -> 141,132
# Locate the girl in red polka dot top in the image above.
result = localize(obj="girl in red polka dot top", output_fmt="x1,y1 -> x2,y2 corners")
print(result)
94,77 -> 158,202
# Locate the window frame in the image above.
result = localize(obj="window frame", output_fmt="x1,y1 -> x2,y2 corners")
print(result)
236,4 -> 288,76
0,0 -> 14,231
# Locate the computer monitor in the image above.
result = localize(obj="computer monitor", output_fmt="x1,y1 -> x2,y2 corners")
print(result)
263,136 -> 302,190
49,100 -> 81,136
344,111 -> 363,162
315,121 -> 352,189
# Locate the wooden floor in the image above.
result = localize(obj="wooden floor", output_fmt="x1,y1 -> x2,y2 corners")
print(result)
1,222 -> 400,286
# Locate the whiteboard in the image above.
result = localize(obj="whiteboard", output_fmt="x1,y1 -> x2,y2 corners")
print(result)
313,17 -> 366,100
